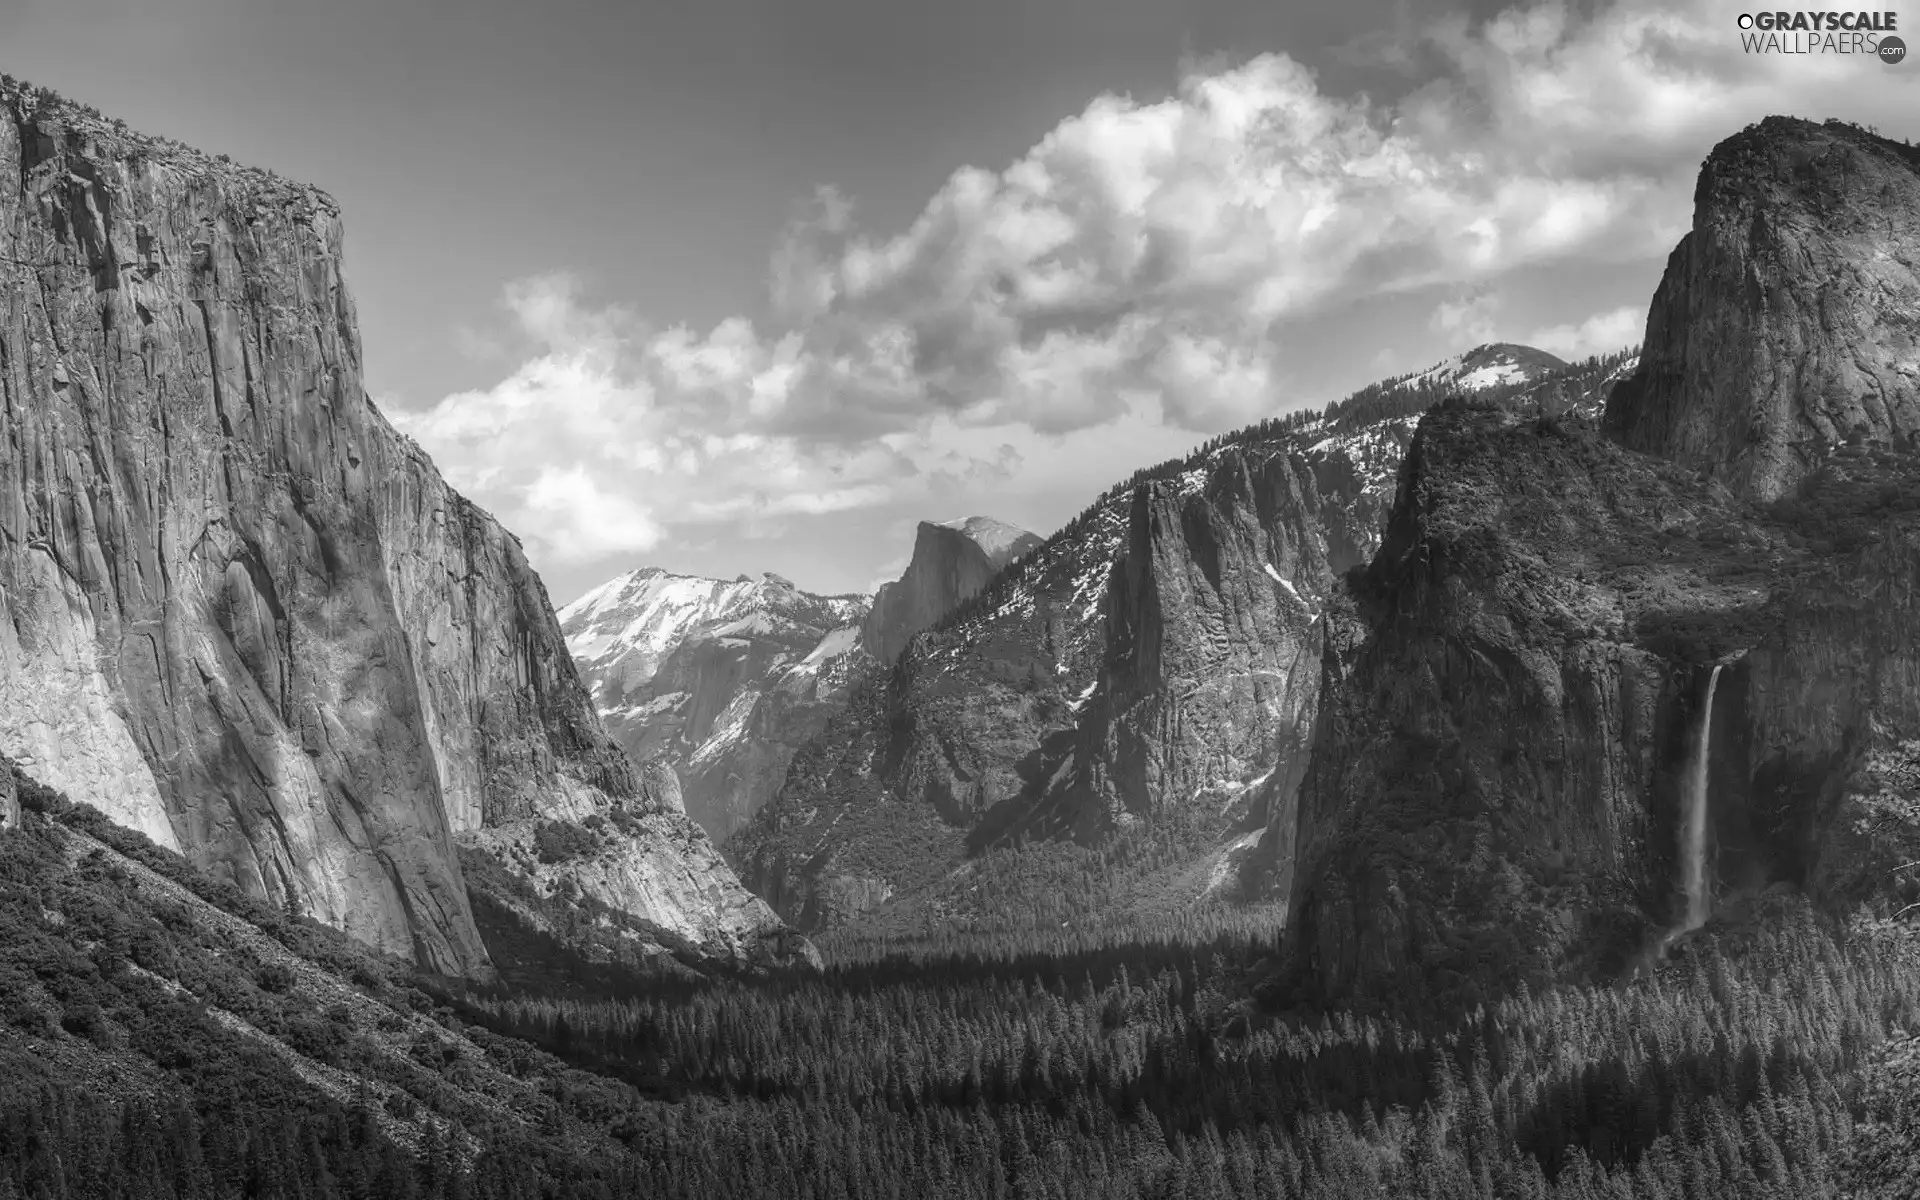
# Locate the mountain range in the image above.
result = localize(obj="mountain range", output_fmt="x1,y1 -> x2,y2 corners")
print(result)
557,515 -> 1040,841
714,343 -> 1632,940
548,341 -> 1613,940
6,69 -> 1920,1197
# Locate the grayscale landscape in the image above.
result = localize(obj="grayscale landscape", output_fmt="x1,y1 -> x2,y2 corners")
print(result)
1,1 -> 1917,1196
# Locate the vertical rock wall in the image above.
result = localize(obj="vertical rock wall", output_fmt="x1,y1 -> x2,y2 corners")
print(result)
0,82 -> 794,977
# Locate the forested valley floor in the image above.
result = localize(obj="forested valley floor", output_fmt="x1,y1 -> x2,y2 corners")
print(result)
3,770 -> 1920,1199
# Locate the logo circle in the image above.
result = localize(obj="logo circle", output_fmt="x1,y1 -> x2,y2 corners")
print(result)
1881,34 -> 1908,64
1737,12 -> 1754,28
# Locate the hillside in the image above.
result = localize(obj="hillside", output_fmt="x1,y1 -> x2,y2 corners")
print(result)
0,757 -> 723,1195
10,755 -> 1920,1199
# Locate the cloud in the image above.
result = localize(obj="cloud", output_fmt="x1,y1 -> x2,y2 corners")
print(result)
1527,304 -> 1646,359
865,555 -> 912,593
396,0 -> 1917,573
1431,288 -> 1501,345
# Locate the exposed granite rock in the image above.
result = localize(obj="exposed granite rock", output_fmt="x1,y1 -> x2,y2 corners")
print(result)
1740,458 -> 1920,911
735,348 -> 1612,935
1605,118 -> 1920,500
860,517 -> 1040,664
1279,118 -> 1920,1010
559,568 -> 868,840
1288,395 -> 1920,1011
739,443 -> 1340,930
372,412 -> 642,833
0,79 -> 801,977
1284,404 -> 1785,1006
984,448 -> 1332,843
1,756 -> 16,829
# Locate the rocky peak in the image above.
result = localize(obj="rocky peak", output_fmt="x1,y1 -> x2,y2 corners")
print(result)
560,565 -> 870,840
735,347 -> 1635,936
560,568 -> 863,698
1398,343 -> 1570,394
1605,116 -> 1920,499
1283,116 -> 1920,1010
860,517 -> 1042,664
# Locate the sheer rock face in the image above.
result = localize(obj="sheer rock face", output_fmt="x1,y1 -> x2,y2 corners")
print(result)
1285,408 -> 1756,1005
734,349 -> 1601,935
0,84 -> 798,978
1032,451 -> 1332,841
1289,121 -> 1920,1008
1287,400 -> 1920,1009
736,445 -> 1337,930
559,569 -> 869,841
860,517 -> 1041,665
1605,118 -> 1920,500
0,758 -> 16,829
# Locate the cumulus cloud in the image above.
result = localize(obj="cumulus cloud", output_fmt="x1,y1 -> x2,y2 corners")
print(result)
395,0 -> 1917,575
1431,288 -> 1502,346
1527,305 -> 1647,360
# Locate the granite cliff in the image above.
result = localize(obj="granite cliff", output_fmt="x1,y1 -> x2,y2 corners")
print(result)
1285,118 -> 1920,1010
0,78 -> 801,978
1606,116 -> 1920,499
860,517 -> 1041,665
733,345 -> 1629,936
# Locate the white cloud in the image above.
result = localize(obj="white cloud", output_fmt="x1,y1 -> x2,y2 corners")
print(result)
396,0 -> 1918,574
1431,288 -> 1501,345
1527,305 -> 1646,360
865,555 -> 911,593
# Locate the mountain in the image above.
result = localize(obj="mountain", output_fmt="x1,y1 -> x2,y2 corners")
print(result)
0,755 -> 665,1192
1393,342 -> 1572,395
558,569 -> 867,840
1606,117 -> 1920,499
557,516 -> 1035,843
860,516 -> 1043,664
732,342 -> 1622,938
0,77 -> 804,980
1282,117 -> 1920,1011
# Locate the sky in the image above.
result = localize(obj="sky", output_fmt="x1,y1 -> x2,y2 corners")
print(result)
3,0 -> 1915,602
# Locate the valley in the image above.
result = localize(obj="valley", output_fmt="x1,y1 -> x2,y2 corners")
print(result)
2,61 -> 1920,1200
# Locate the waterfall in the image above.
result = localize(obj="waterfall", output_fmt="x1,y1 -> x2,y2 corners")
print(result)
1679,664 -> 1724,932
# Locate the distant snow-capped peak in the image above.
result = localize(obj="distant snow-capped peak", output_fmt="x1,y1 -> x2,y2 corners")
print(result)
931,515 -> 1040,563
1393,342 -> 1570,394
559,567 -> 865,689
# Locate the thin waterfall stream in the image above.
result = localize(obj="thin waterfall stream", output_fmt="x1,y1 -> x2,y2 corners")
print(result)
1679,664 -> 1724,932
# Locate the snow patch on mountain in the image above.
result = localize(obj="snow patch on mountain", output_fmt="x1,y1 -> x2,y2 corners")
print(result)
1456,362 -> 1529,390
934,515 -> 1038,563
793,625 -> 862,675
560,566 -> 872,839
1393,343 -> 1568,395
